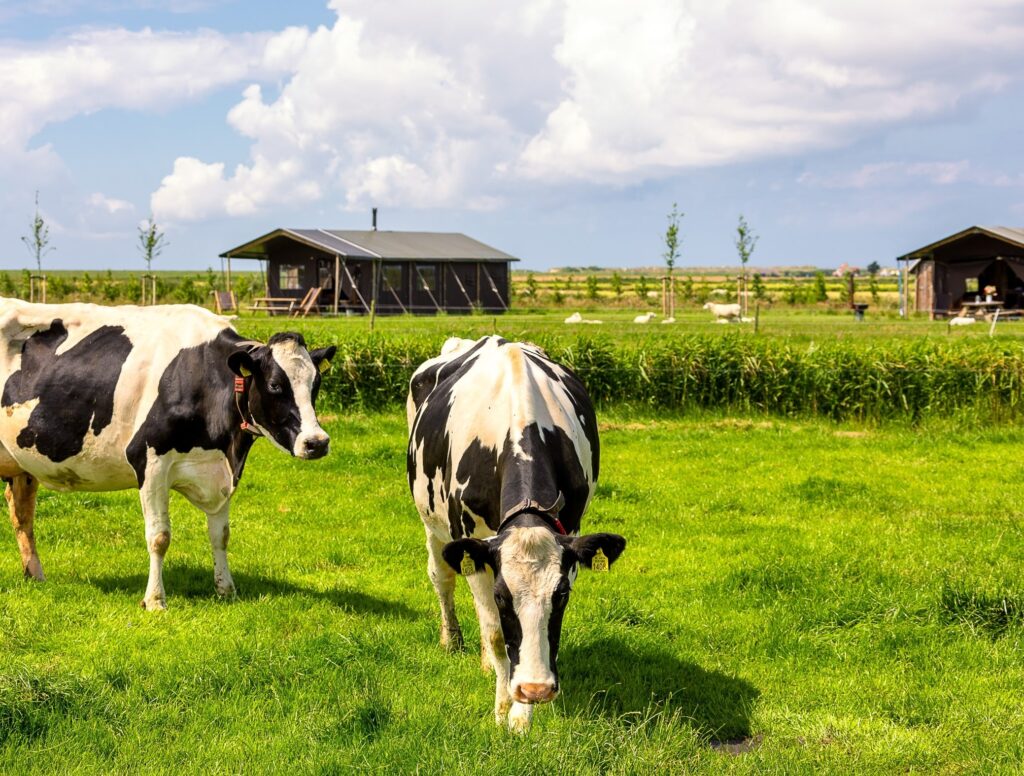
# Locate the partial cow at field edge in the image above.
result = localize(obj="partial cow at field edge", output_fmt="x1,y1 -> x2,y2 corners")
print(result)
0,299 -> 335,609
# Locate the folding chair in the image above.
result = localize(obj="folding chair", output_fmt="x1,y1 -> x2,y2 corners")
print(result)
292,287 -> 323,317
213,290 -> 238,314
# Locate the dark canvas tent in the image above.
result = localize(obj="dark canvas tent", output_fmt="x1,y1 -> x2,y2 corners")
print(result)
220,228 -> 518,314
900,226 -> 1024,317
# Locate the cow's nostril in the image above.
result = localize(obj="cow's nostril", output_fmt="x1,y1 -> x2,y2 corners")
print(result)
516,682 -> 557,704
303,436 -> 330,459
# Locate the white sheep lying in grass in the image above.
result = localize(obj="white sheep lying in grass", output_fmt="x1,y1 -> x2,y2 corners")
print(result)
633,312 -> 656,323
948,316 -> 976,326
703,302 -> 741,321
564,312 -> 602,324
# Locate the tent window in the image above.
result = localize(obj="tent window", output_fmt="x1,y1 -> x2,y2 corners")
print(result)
280,265 -> 303,290
383,264 -> 403,291
965,278 -> 978,293
416,264 -> 438,293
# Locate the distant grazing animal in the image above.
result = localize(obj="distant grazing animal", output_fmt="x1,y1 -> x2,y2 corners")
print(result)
703,302 -> 741,321
0,299 -> 335,609
406,336 -> 626,733
633,313 -> 656,323
564,312 -> 602,324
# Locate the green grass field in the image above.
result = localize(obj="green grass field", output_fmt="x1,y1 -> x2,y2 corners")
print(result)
2,410 -> 1022,773
236,307 -> 1024,344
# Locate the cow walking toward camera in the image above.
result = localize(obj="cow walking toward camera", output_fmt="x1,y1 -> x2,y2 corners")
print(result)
0,299 -> 335,609
407,335 -> 625,733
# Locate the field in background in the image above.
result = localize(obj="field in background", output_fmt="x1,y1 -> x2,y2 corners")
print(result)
0,412 -> 1021,773
0,265 -> 903,313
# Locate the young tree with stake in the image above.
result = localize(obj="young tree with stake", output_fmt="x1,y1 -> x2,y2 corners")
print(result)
735,214 -> 758,317
138,215 -> 167,305
663,203 -> 682,319
22,191 -> 54,302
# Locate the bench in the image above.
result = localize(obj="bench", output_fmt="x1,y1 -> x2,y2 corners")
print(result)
249,297 -> 296,315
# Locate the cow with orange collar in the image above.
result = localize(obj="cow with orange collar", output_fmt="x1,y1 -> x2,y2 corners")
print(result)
0,299 -> 335,609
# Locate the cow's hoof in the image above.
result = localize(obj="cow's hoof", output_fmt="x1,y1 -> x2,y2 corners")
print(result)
140,597 -> 167,611
507,704 -> 533,734
215,585 -> 237,601
441,628 -> 464,653
494,699 -> 511,726
22,562 -> 45,582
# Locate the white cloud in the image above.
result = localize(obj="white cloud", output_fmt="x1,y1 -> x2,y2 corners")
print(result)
151,11 -> 518,220
798,160 -> 1024,189
0,25 -> 304,169
799,161 -> 971,189
86,191 -> 134,214
517,0 -> 1024,181
5,0 -> 1024,226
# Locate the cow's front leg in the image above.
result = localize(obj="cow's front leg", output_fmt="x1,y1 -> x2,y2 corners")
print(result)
426,530 -> 462,651
206,504 -> 235,599
5,474 -> 44,581
466,570 -> 517,728
139,478 -> 171,610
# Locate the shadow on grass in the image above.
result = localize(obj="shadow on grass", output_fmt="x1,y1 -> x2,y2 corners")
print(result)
559,636 -> 759,742
85,562 -> 419,619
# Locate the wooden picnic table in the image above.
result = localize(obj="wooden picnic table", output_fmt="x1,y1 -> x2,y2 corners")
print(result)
957,300 -> 1003,320
249,296 -> 296,315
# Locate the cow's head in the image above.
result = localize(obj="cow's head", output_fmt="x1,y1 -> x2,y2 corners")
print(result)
443,528 -> 625,705
227,333 -> 336,459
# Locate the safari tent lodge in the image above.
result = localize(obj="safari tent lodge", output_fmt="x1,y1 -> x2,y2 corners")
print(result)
220,227 -> 517,315
902,226 -> 1024,318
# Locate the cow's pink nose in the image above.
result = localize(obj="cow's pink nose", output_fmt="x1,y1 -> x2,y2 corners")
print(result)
515,682 -> 558,704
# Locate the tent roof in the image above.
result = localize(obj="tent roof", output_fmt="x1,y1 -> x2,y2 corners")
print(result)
898,225 -> 1024,261
221,228 -> 518,262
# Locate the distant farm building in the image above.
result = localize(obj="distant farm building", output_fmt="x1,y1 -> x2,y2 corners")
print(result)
220,228 -> 517,314
901,226 -> 1024,317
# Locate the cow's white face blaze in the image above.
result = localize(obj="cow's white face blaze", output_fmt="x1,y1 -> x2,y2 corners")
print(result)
498,528 -> 566,704
268,339 -> 330,458
228,333 -> 335,459
444,528 -> 625,707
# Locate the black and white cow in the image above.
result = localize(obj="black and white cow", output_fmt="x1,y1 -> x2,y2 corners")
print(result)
407,335 -> 626,733
0,299 -> 335,609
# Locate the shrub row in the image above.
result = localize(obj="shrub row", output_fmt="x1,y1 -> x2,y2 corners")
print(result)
238,324 -> 1024,421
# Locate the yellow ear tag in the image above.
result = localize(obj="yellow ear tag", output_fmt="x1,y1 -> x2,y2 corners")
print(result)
318,359 -> 331,374
239,365 -> 251,377
461,551 -> 477,576
591,548 -> 609,573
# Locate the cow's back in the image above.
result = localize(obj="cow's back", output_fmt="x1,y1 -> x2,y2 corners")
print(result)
0,299 -> 233,490
408,336 -> 598,540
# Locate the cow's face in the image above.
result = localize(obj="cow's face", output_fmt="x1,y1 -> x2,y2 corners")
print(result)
227,333 -> 336,459
444,529 -> 625,705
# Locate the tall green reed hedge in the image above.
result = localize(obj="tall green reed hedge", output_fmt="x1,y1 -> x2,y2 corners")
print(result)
239,323 -> 1024,421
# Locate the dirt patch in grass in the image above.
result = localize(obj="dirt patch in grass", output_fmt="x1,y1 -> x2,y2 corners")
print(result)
708,419 -> 778,431
599,420 -> 662,432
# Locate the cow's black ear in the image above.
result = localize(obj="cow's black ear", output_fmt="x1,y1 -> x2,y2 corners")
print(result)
571,533 -> 626,570
227,350 -> 257,377
442,538 -> 495,575
310,345 -> 336,374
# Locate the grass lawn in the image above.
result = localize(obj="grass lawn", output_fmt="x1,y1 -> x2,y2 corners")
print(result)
1,410 -> 1022,773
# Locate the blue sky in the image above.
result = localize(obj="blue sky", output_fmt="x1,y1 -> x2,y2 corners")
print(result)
2,0 -> 1024,272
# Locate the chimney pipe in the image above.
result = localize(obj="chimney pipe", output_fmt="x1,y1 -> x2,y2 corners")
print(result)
372,207 -> 378,231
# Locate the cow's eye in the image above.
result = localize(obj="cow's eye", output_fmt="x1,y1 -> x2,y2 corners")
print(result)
267,381 -> 283,394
